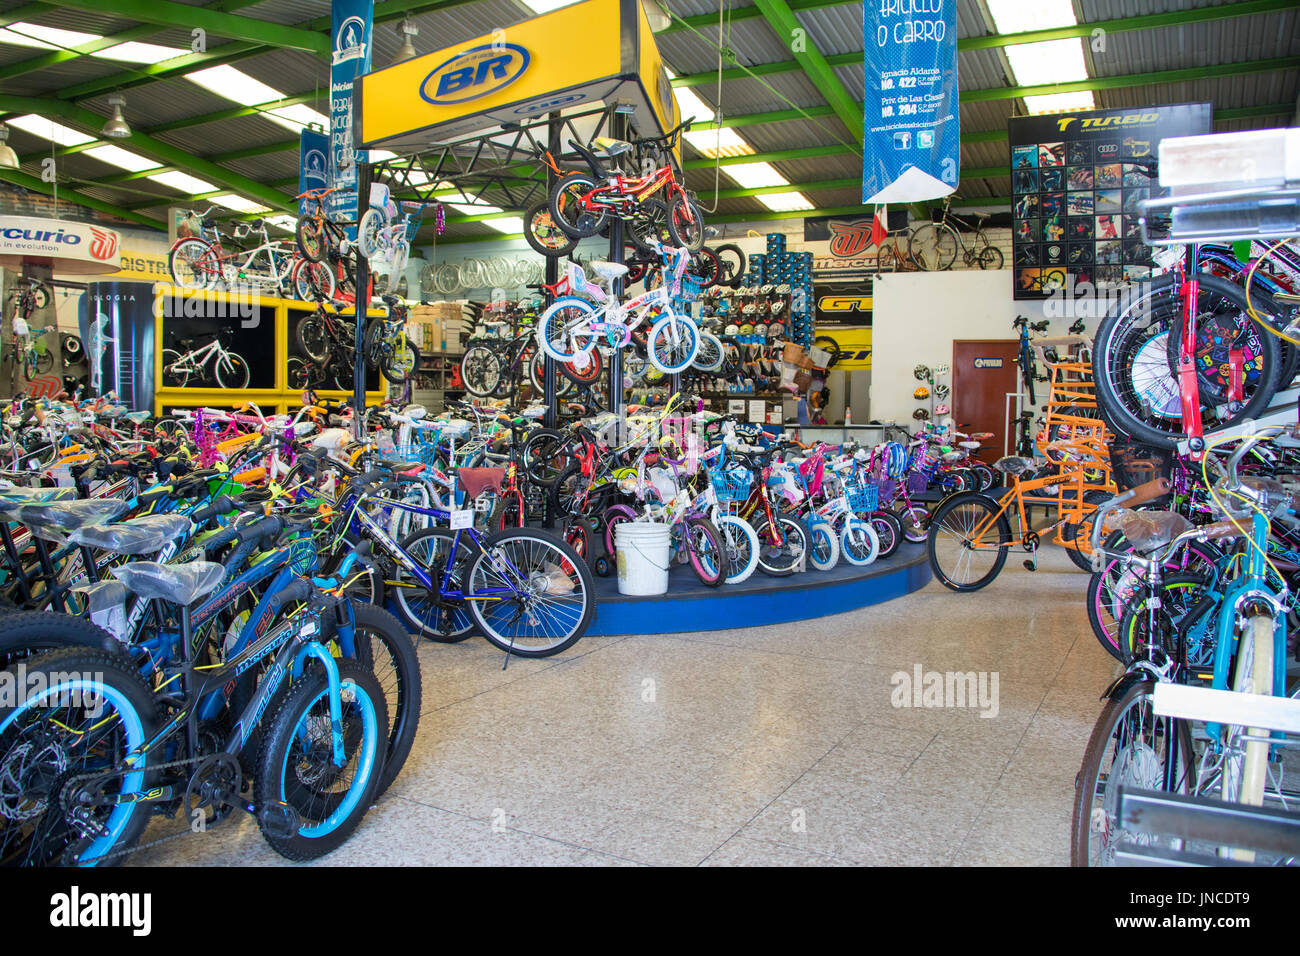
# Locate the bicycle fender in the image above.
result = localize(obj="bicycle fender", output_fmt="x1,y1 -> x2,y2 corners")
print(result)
1100,670 -> 1153,703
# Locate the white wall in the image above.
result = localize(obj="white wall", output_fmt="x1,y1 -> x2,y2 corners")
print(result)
868,269 -> 1102,427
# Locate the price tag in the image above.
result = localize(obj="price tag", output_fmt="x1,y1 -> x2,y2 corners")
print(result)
449,509 -> 474,530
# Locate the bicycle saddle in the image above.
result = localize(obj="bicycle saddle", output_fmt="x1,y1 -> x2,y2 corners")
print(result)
1108,509 -> 1191,553
993,456 -> 1035,475
248,218 -> 265,229
591,137 -> 632,157
68,513 -> 192,555
941,451 -> 965,463
0,485 -> 75,506
401,403 -> 428,420
15,498 -> 130,540
111,560 -> 225,607
381,294 -> 402,307
958,441 -> 981,450
589,260 -> 628,281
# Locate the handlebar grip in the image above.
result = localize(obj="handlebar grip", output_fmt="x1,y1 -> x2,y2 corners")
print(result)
191,495 -> 234,523
201,523 -> 242,554
238,515 -> 284,545
1124,477 -> 1171,507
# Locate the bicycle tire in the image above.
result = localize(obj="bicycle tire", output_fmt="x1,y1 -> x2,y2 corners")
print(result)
666,193 -> 705,252
549,172 -> 607,239
296,315 -> 332,363
806,519 -> 840,571
255,658 -> 386,861
391,527 -> 478,642
1094,272 -> 1281,449
465,528 -> 595,657
753,514 -> 809,577
908,222 -> 959,271
215,351 -> 251,389
296,218 -> 326,262
646,313 -> 699,374
523,201 -> 578,258
926,492 -> 1011,591
1071,679 -> 1194,866
460,344 -> 504,398
684,516 -> 728,586
716,513 -> 759,584
169,238 -> 219,290
839,518 -> 879,566
978,245 -> 1004,270
293,258 -> 335,302
348,601 -> 421,795
380,341 -> 420,383
713,243 -> 746,288
627,198 -> 671,253
869,509 -> 902,559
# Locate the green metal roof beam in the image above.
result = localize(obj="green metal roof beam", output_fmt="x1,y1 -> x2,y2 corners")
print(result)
147,91 -> 323,135
43,0 -> 329,54
747,0 -> 864,142
0,94 -> 295,213
86,139 -> 299,186
0,166 -> 166,230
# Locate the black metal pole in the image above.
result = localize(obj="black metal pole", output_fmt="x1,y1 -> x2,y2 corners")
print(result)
543,111 -> 561,430
352,161 -> 371,439
607,110 -> 626,422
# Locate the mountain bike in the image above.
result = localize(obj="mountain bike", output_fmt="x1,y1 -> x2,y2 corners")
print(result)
295,186 -> 353,263
161,329 -> 251,389
909,197 -> 1004,271
1013,316 -> 1049,406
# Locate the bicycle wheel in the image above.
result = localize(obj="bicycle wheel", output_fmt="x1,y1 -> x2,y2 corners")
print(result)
296,217 -> 326,262
523,201 -> 578,258
391,527 -> 477,642
683,516 -> 728,586
753,513 -> 809,577
666,193 -> 705,252
255,658 -> 386,861
908,222 -> 958,271
0,648 -> 158,867
296,315 -> 332,363
293,259 -> 335,302
380,341 -> 420,383
977,245 -> 1004,270
713,243 -> 746,288
627,198 -> 672,254
895,503 -> 931,543
521,428 -> 572,487
1093,273 -> 1281,449
460,344 -> 503,398
161,348 -> 190,388
32,348 -> 53,376
549,172 -> 606,239
538,297 -> 597,363
465,528 -> 595,657
357,208 -> 383,259
840,517 -> 880,566
647,313 -> 699,374
347,602 -> 420,795
1071,678 -> 1195,866
169,238 -> 219,290
693,330 -> 724,372
806,519 -> 840,571
215,351 -> 250,389
1019,338 -> 1037,406
602,504 -> 637,557
1221,614 -> 1275,820
926,492 -> 1011,591
433,263 -> 461,296
716,513 -> 759,584
869,510 -> 902,559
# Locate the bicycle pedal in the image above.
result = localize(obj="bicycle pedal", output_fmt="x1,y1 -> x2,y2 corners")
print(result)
1022,557 -> 1037,572
257,800 -> 301,839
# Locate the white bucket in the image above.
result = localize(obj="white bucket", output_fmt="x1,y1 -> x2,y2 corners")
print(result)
615,522 -> 671,596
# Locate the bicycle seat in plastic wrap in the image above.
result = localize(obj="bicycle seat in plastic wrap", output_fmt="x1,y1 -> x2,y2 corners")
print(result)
520,405 -> 547,420
942,451 -> 965,463
0,485 -> 75,518
111,560 -> 224,606
590,260 -> 628,281
436,417 -> 472,439
68,513 -> 192,555
1106,509 -> 1191,553
15,498 -> 130,540
994,456 -> 1035,475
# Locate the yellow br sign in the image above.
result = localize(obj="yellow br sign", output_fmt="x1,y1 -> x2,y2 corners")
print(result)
357,0 -> 677,150
823,326 -> 872,369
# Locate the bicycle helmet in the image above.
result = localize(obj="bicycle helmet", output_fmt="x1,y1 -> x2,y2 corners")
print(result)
933,383 -> 950,400
739,323 -> 754,335
912,408 -> 930,421
754,323 -> 768,337
913,386 -> 930,400
935,403 -> 950,415
724,324 -> 740,336
913,364 -> 931,381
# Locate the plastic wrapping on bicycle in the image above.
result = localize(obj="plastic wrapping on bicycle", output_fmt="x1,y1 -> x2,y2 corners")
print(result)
457,467 -> 505,499
1104,509 -> 1191,553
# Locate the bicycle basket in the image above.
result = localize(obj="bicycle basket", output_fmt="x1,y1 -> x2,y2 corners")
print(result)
710,465 -> 753,503
288,536 -> 318,575
844,480 -> 879,513
872,477 -> 898,503
1109,440 -> 1173,494
906,471 -> 929,495
402,204 -> 425,241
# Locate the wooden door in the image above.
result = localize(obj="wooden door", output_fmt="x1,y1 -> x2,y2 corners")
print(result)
952,339 -> 1021,460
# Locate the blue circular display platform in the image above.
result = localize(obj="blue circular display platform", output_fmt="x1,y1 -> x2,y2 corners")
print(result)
587,542 -> 932,636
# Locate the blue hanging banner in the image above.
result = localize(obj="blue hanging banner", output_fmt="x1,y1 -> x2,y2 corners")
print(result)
862,0 -> 959,204
329,0 -> 373,225
298,128 -> 329,217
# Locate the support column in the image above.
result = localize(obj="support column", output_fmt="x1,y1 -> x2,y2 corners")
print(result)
352,161 -> 371,439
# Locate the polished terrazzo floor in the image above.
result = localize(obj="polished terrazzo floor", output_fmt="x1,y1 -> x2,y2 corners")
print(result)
132,547 -> 1119,866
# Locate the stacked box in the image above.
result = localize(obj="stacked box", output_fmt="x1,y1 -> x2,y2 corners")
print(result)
409,302 -> 465,352
766,233 -> 787,254
760,236 -> 814,348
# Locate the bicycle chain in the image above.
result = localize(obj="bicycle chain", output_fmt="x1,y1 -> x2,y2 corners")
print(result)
58,754 -> 234,865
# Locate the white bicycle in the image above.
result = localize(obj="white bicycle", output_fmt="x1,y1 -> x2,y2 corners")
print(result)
161,330 -> 251,389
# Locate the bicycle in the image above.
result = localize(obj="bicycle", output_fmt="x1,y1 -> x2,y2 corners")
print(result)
1013,316 -> 1050,406
357,184 -> 422,295
161,328 -> 252,389
909,197 -> 1005,271
168,210 -> 295,295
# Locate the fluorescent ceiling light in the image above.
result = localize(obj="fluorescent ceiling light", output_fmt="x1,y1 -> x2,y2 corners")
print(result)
684,127 -> 752,159
1024,91 -> 1096,115
266,214 -> 298,232
518,0 -> 577,13
187,65 -> 284,106
757,192 -> 813,212
148,170 -> 217,194
0,23 -> 99,49
449,202 -> 503,215
721,162 -> 789,190
1003,38 -> 1089,86
7,114 -> 95,146
483,216 -> 525,233
81,144 -> 161,172
672,83 -> 714,126
369,150 -> 398,161
983,0 -> 1077,33
93,41 -> 185,64
211,194 -> 271,214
